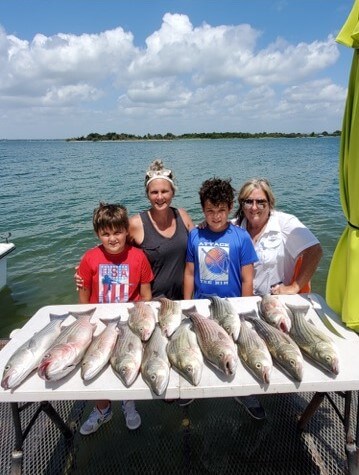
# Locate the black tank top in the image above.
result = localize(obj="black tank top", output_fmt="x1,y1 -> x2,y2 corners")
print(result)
139,207 -> 188,299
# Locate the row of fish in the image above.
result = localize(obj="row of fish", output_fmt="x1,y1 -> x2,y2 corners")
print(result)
238,297 -> 339,383
0,300 -> 195,394
0,295 -> 340,395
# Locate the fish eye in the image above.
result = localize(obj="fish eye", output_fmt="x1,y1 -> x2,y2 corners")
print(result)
186,365 -> 193,373
325,355 -> 332,362
255,363 -> 262,369
5,364 -> 10,371
150,374 -> 156,382
290,359 -> 296,367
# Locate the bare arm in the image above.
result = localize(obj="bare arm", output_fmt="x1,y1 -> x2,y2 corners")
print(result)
183,262 -> 195,300
178,208 -> 195,231
128,214 -> 144,246
78,287 -> 90,304
140,283 -> 152,301
241,264 -> 254,297
273,243 -> 323,295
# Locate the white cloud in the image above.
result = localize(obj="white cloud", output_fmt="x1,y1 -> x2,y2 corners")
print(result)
0,13 -> 346,138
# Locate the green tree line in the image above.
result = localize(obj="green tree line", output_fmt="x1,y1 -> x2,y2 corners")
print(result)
67,130 -> 341,142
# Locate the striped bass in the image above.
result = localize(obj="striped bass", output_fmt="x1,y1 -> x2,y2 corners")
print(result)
110,321 -> 143,387
183,306 -> 238,376
156,297 -> 182,337
237,313 -> 272,384
207,295 -> 241,342
245,310 -> 304,382
128,302 -> 156,342
166,318 -> 203,386
286,303 -> 339,375
141,324 -> 170,396
259,295 -> 291,333
38,308 -> 97,382
81,316 -> 121,381
1,312 -> 69,390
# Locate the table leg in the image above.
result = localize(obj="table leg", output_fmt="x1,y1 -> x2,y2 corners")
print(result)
10,403 -> 24,475
345,392 -> 359,475
297,392 -> 325,431
40,401 -> 73,439
9,401 -> 74,475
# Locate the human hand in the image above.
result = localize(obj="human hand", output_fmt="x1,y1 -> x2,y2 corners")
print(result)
197,220 -> 207,229
74,265 -> 84,290
270,282 -> 298,295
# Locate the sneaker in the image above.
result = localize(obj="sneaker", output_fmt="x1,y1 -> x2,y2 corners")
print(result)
80,404 -> 112,435
178,398 -> 194,407
121,400 -> 141,430
235,395 -> 266,421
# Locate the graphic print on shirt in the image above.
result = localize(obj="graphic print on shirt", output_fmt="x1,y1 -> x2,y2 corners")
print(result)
99,264 -> 130,303
198,242 -> 230,285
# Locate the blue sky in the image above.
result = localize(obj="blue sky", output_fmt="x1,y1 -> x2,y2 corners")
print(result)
0,0 -> 355,139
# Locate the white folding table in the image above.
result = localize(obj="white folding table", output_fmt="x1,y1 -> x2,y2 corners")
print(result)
1,294 -> 358,474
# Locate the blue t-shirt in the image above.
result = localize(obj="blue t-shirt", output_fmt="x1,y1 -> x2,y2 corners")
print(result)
186,223 -> 258,298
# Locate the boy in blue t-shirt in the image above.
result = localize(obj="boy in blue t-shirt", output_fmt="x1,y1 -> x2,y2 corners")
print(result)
183,177 -> 258,299
183,177 -> 265,421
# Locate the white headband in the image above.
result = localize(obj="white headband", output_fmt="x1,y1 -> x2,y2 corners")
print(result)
145,168 -> 175,189
146,175 -> 175,188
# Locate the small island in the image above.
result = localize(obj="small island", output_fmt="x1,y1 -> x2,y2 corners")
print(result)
67,130 -> 341,142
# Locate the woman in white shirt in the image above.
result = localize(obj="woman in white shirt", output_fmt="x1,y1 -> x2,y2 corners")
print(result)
232,178 -> 323,296
232,178 -> 322,420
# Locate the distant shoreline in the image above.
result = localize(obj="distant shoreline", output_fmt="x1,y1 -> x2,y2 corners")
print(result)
66,130 -> 341,142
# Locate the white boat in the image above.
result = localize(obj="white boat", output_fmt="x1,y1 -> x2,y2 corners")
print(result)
0,238 -> 15,290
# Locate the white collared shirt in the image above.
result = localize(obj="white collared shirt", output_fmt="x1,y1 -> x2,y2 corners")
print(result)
232,210 -> 319,296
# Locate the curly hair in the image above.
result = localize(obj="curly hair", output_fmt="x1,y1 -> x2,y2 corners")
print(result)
92,202 -> 129,233
199,177 -> 235,208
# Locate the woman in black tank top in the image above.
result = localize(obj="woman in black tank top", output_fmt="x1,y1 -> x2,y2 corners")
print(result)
128,160 -> 194,299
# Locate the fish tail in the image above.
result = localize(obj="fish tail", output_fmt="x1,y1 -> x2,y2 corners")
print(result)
49,312 -> 70,321
239,310 -> 258,321
99,315 -> 122,325
182,305 -> 198,318
69,307 -> 97,319
285,303 -> 310,318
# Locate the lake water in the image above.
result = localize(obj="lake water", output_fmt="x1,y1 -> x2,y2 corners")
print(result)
0,137 -> 346,338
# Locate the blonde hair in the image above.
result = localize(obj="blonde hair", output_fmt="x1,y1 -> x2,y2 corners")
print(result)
235,178 -> 275,223
144,159 -> 177,193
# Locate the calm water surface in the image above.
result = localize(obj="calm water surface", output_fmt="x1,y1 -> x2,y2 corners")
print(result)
0,138 -> 345,337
